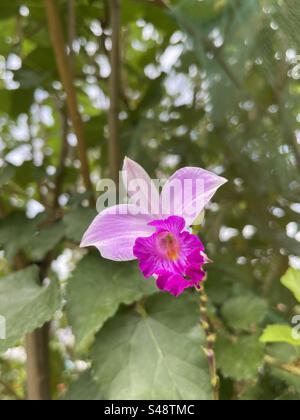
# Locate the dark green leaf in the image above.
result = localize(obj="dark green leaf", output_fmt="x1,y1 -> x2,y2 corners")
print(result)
0,266 -> 60,353
215,333 -> 264,381
67,253 -> 156,350
92,293 -> 212,400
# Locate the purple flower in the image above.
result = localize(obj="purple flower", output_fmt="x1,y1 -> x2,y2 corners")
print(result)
81,158 -> 227,297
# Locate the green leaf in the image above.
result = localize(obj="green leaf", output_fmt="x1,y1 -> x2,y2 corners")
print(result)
63,207 -> 97,243
260,325 -> 300,347
0,89 -> 34,117
10,89 -> 35,118
14,69 -> 45,89
276,392 -> 300,401
84,115 -> 106,148
0,266 -> 61,353
221,294 -> 268,332
173,0 -> 228,26
239,374 -> 286,401
92,293 -> 212,400
0,90 -> 11,114
0,165 -> 15,186
66,253 -> 157,351
269,369 -> 300,395
267,343 -> 299,365
266,344 -> 300,394
0,2 -> 19,20
61,370 -> 102,401
215,333 -> 264,381
281,269 -> 300,303
0,212 -> 37,260
27,221 -> 65,261
0,213 -> 63,261
14,47 -> 57,89
13,162 -> 44,189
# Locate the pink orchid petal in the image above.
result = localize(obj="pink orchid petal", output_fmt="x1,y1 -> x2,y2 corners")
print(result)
156,273 -> 194,297
160,167 -> 227,226
133,216 -> 205,287
149,215 -> 185,234
122,157 -> 160,216
80,204 -> 155,261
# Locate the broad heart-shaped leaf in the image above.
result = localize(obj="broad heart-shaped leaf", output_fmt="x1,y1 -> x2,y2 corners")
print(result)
221,294 -> 268,332
66,253 -> 157,351
92,293 -> 212,400
281,269 -> 300,303
63,207 -> 97,243
0,266 -> 60,353
215,333 -> 264,381
260,325 -> 300,347
61,370 -> 102,401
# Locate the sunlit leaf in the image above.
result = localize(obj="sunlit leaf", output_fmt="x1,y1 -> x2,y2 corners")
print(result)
260,325 -> 300,347
281,269 -> 300,303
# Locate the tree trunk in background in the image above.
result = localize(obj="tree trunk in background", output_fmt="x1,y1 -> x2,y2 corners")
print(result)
44,0 -> 94,197
26,324 -> 51,400
108,0 -> 121,185
13,253 -> 51,401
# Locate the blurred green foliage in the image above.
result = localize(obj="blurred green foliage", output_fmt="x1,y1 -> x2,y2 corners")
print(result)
0,0 -> 300,400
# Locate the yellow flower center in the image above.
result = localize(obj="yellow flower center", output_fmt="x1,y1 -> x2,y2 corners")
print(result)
156,232 -> 181,261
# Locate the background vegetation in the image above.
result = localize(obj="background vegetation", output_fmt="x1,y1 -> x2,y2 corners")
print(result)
0,0 -> 300,400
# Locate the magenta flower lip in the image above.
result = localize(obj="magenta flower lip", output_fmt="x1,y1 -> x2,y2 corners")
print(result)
133,215 -> 206,297
81,158 -> 227,296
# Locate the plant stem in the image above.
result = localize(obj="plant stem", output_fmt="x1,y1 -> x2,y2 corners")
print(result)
14,252 -> 53,401
68,0 -> 76,72
53,105 -> 69,208
25,324 -> 51,400
108,0 -> 121,186
264,355 -> 300,377
197,281 -> 220,400
43,0 -> 94,199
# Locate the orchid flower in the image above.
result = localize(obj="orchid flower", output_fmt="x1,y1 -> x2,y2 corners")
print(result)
81,158 -> 227,297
